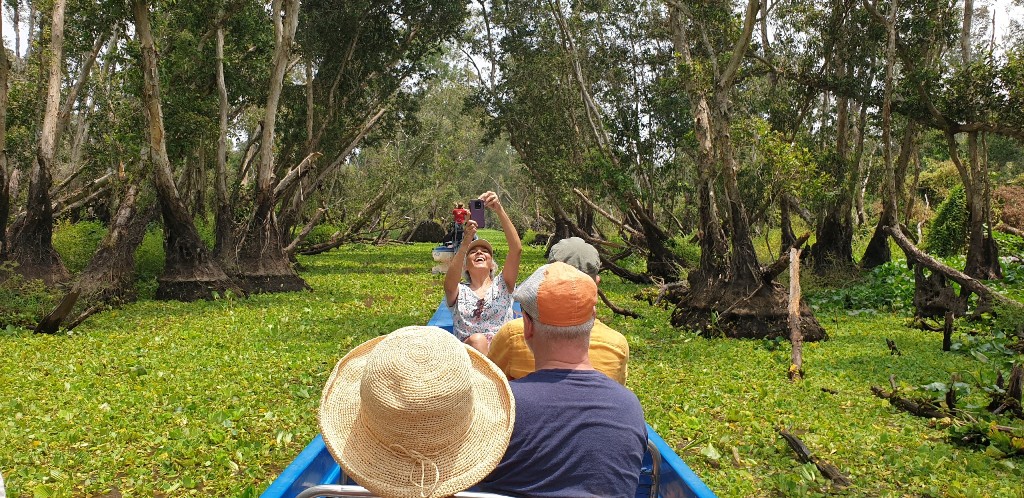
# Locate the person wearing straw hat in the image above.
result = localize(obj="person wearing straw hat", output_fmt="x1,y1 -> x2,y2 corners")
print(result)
488,237 -> 629,384
319,326 -> 515,498
477,262 -> 647,498
444,191 -> 522,354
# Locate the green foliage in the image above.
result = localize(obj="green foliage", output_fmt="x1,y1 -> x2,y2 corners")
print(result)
949,423 -> 1024,459
926,184 -> 969,257
52,220 -> 108,274
806,260 -> 915,313
0,265 -> 61,329
305,224 -> 343,247
134,226 -> 167,299
992,230 -> 1024,259
671,235 -> 701,268
917,159 -> 961,206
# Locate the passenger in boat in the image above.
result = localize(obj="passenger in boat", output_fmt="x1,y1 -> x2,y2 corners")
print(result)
451,201 -> 470,248
444,191 -> 522,354
318,326 -> 515,498
477,262 -> 647,498
488,237 -> 629,384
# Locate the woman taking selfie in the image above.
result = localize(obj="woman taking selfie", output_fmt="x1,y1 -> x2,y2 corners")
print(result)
444,191 -> 522,354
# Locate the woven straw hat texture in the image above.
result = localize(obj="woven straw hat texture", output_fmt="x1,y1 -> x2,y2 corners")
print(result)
319,326 -> 514,498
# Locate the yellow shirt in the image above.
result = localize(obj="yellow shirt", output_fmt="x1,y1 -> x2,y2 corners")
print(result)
487,318 -> 628,385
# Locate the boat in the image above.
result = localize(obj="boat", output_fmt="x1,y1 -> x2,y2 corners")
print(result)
431,245 -> 455,274
260,302 -> 716,498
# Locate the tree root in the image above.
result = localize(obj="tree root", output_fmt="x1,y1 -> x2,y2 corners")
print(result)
598,289 -> 639,318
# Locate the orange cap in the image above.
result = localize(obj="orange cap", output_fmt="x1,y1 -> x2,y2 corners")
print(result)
513,262 -> 597,327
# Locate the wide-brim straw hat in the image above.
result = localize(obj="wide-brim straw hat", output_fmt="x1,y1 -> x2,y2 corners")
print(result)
319,326 -> 515,498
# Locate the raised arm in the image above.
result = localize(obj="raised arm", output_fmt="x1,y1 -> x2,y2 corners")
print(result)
444,219 -> 477,307
480,191 -> 521,291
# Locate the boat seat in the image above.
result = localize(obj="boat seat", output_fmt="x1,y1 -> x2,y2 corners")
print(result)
294,485 -> 514,498
638,438 -> 661,498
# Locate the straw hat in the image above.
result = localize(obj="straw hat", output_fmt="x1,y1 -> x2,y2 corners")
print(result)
319,326 -> 515,498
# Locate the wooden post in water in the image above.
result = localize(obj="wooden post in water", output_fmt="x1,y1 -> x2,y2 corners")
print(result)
943,311 -> 954,351
789,247 -> 803,381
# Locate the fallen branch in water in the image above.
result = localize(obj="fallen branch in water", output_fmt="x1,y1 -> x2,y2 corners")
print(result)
777,427 -> 851,488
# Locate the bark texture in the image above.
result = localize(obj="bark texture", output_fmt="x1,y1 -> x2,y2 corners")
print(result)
72,185 -> 156,309
233,0 -> 308,293
134,0 -> 242,301
0,41 -> 10,258
7,0 -> 70,285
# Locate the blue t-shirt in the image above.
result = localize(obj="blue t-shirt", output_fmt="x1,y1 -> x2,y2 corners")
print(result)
478,369 -> 647,498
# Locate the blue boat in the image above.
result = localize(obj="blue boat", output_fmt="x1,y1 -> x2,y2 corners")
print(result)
261,302 -> 716,498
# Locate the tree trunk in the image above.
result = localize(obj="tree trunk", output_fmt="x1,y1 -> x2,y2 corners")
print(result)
668,0 -> 825,341
212,20 -> 237,271
810,69 -> 856,273
950,132 -> 1002,280
6,0 -> 70,286
72,184 -> 156,309
0,40 -> 10,259
133,0 -> 242,301
713,89 -> 760,287
789,247 -> 804,381
234,0 -> 308,293
779,193 -> 796,258
810,210 -> 854,271
861,11 -> 904,269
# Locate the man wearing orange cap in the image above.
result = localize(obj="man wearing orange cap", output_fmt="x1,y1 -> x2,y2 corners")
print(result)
477,262 -> 647,497
488,237 -> 629,384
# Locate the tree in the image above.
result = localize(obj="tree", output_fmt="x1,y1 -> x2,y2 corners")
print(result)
472,0 -> 687,281
667,0 -> 826,340
132,0 -> 242,300
5,0 -> 70,285
232,0 -> 308,293
0,23 -> 10,259
270,0 -> 470,249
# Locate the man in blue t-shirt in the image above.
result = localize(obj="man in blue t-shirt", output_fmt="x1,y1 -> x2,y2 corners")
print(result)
478,262 -> 647,497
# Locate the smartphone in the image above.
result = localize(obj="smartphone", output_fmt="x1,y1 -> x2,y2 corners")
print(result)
470,199 -> 486,229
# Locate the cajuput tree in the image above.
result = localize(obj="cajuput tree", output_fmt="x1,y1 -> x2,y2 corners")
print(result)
666,0 -> 825,340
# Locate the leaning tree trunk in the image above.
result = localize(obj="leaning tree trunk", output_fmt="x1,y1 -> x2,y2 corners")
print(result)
668,0 -> 825,342
133,0 -> 242,301
7,0 -> 70,286
233,0 -> 308,293
72,183 -> 156,311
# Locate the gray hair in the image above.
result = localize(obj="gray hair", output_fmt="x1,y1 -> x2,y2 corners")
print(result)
526,312 -> 594,341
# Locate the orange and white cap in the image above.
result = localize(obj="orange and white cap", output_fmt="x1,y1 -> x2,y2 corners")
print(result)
513,262 -> 597,327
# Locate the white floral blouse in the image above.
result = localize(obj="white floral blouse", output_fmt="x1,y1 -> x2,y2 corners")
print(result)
448,278 -> 514,341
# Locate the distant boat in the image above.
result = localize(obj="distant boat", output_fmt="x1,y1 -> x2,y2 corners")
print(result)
431,244 -> 455,274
